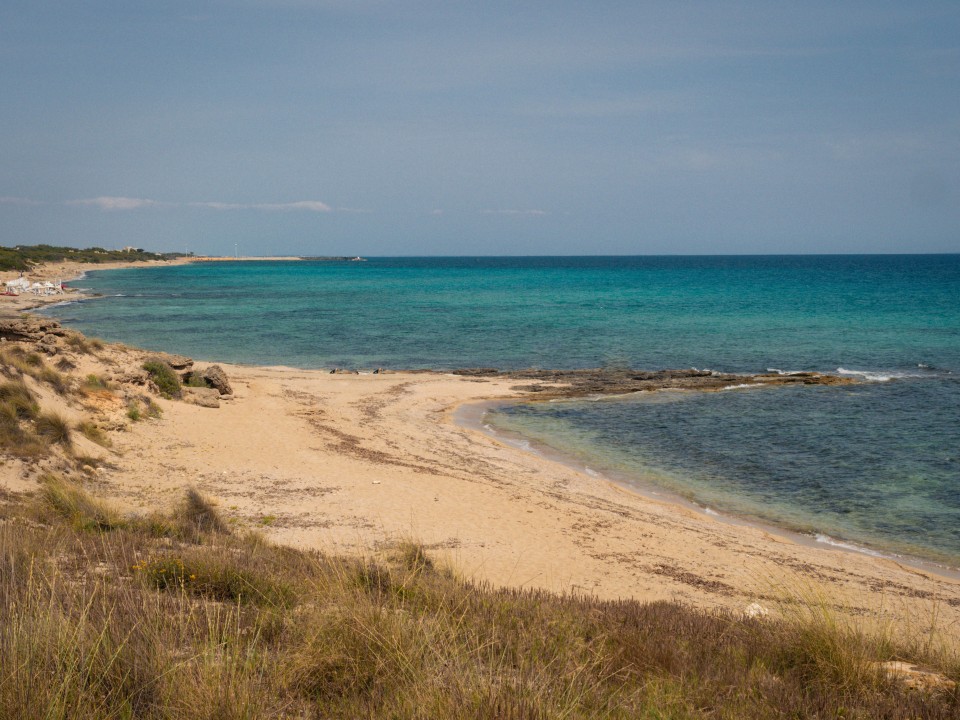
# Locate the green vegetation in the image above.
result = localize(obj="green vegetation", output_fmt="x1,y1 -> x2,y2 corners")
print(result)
77,420 -> 111,447
0,482 -> 956,719
0,243 -> 182,272
143,359 -> 181,398
126,396 -> 162,422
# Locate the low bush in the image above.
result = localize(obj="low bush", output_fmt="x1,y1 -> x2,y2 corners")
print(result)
143,360 -> 181,398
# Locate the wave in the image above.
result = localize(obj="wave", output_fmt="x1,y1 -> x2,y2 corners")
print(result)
835,367 -> 939,383
814,533 -> 887,558
766,368 -> 810,376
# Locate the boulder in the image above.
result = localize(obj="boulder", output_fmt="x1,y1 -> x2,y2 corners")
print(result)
182,386 -> 221,408
199,365 -> 232,395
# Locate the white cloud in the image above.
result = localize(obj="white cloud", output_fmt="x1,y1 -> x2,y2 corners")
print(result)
69,197 -> 336,213
254,201 -> 332,212
0,196 -> 43,206
482,209 -> 548,216
189,200 -> 332,212
69,196 -> 161,210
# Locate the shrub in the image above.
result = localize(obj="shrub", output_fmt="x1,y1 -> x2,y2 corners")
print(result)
143,360 -> 181,398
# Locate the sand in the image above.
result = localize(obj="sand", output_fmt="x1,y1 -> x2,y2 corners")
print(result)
3,258 -> 960,640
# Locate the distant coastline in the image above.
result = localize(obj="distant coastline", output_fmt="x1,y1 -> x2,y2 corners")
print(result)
191,255 -> 366,262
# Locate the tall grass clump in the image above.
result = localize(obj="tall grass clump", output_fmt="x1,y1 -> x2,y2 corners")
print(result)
38,474 -> 125,531
34,411 -> 72,446
177,487 -> 231,540
142,359 -> 181,398
0,379 -> 38,420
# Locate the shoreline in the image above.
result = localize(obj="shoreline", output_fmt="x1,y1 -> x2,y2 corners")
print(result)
455,398 -> 960,582
4,260 -> 960,632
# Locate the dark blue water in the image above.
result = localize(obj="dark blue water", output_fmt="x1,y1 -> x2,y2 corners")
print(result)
44,255 -> 960,564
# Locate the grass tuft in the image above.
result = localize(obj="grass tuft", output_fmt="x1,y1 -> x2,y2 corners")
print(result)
35,411 -> 72,446
38,474 -> 125,531
0,379 -> 38,419
178,487 -> 231,539
77,420 -> 112,447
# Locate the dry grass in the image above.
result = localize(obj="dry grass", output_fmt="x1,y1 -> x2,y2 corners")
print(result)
77,420 -> 112,447
0,483 -> 957,719
35,411 -> 72,446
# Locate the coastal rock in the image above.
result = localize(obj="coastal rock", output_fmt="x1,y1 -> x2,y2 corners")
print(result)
144,352 -> 193,372
0,316 -> 66,342
182,387 -> 220,408
876,661 -> 957,693
199,365 -> 232,396
37,333 -> 60,355
110,368 -> 150,385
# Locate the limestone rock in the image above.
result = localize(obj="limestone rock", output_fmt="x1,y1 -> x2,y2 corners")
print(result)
144,352 -> 193,371
876,661 -> 957,693
182,386 -> 220,408
110,368 -> 150,385
0,316 -> 65,342
199,365 -> 232,395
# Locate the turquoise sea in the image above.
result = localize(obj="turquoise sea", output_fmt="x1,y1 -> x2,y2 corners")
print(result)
43,256 -> 960,567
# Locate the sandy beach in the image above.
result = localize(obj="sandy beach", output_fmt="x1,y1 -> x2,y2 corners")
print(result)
3,259 -> 960,642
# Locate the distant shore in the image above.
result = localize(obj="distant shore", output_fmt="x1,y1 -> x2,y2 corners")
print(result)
3,258 -> 960,635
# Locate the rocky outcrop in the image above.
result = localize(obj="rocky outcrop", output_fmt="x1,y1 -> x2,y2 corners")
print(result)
0,316 -> 66,343
450,367 -> 858,398
144,352 -> 194,372
182,387 -> 220,408
198,365 -> 232,396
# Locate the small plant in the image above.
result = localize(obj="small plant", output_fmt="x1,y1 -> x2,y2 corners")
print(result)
55,357 -> 76,371
35,411 -> 72,446
82,374 -> 110,390
143,360 -> 181,398
77,420 -> 111,447
184,372 -> 209,388
126,397 -> 162,422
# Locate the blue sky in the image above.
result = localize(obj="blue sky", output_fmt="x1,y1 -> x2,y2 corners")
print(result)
1,1 -> 958,256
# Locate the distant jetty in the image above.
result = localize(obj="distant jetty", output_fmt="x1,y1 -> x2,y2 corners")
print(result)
191,255 -> 366,262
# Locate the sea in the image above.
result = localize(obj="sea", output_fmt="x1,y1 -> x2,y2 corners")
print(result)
41,255 -> 960,568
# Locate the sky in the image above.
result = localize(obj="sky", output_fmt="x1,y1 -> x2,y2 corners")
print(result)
1,1 -> 959,256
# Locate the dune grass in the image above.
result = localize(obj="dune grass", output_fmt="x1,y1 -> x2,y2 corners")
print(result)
0,482 -> 957,719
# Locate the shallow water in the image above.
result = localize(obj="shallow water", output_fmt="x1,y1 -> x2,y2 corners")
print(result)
44,255 -> 960,564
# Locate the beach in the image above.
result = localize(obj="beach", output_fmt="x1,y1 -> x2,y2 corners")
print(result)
3,263 -> 960,637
